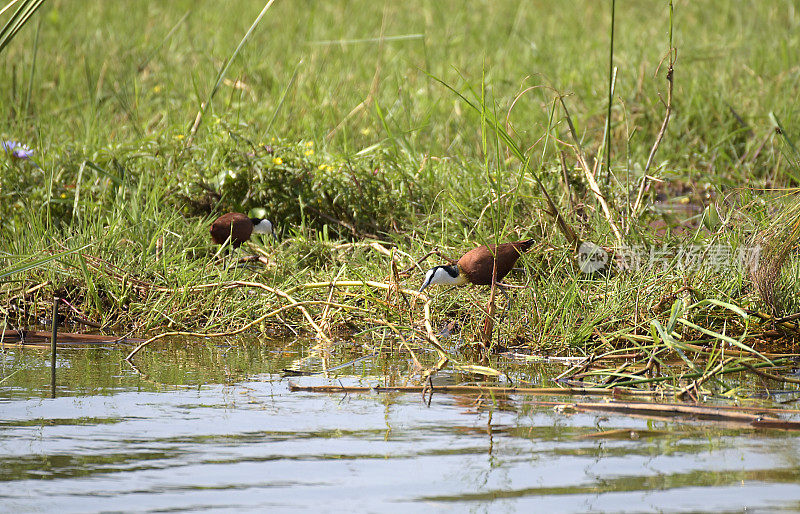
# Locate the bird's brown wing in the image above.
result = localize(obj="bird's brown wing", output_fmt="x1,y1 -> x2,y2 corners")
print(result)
210,213 -> 253,247
457,246 -> 495,285
457,241 -> 531,285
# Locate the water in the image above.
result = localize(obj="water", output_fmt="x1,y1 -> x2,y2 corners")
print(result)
2,343 -> 800,512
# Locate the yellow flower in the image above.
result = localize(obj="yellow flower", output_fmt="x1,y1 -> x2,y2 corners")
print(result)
60,193 -> 66,199
273,157 -> 282,165
360,128 -> 371,136
305,141 -> 314,147
153,85 -> 162,93
318,164 -> 326,170
305,149 -> 314,156
271,137 -> 276,142
174,134 -> 184,140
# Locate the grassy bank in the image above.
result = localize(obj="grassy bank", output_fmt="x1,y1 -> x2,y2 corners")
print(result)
2,1 -> 800,394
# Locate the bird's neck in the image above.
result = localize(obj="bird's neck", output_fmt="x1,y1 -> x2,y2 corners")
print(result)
438,265 -> 468,286
251,218 -> 273,234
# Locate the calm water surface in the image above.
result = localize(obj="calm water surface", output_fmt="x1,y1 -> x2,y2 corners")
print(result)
2,343 -> 800,513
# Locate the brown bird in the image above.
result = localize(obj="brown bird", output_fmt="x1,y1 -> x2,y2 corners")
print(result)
419,238 -> 534,292
209,212 -> 274,248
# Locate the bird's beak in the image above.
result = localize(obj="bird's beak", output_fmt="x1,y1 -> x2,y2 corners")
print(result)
418,282 -> 428,293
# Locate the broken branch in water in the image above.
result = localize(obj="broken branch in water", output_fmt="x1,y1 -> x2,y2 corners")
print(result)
563,400 -> 800,430
740,361 -> 800,385
291,383 -> 800,430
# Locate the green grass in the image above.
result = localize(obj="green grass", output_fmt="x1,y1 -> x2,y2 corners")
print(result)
2,1 -> 800,394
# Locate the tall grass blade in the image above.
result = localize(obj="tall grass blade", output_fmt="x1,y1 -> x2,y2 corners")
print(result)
187,0 -> 276,144
0,245 -> 91,281
22,16 -> 39,115
604,0 -> 616,184
0,0 -> 45,55
265,59 -> 302,136
137,9 -> 191,72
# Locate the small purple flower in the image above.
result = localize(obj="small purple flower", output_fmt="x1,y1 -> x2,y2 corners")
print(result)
2,140 -> 34,160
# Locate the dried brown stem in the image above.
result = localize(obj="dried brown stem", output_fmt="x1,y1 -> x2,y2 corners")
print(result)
676,357 -> 730,400
631,50 -> 677,219
559,96 -> 624,245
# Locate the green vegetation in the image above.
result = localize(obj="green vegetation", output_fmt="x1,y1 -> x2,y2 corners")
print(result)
2,1 -> 800,396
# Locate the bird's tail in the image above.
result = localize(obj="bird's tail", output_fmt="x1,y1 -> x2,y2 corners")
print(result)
516,238 -> 536,252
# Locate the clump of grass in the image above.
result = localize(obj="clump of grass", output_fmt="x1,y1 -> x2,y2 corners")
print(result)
173,124 -> 437,239
749,192 -> 800,312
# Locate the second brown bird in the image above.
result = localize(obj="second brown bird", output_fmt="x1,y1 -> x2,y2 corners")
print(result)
209,212 -> 274,248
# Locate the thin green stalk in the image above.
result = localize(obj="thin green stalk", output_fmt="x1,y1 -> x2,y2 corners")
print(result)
137,9 -> 191,72
265,59 -> 303,137
187,0 -> 277,144
22,16 -> 39,116
603,0 -> 615,185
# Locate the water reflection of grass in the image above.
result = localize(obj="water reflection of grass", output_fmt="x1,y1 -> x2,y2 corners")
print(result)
1,342 -> 294,394
2,1 -> 800,398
